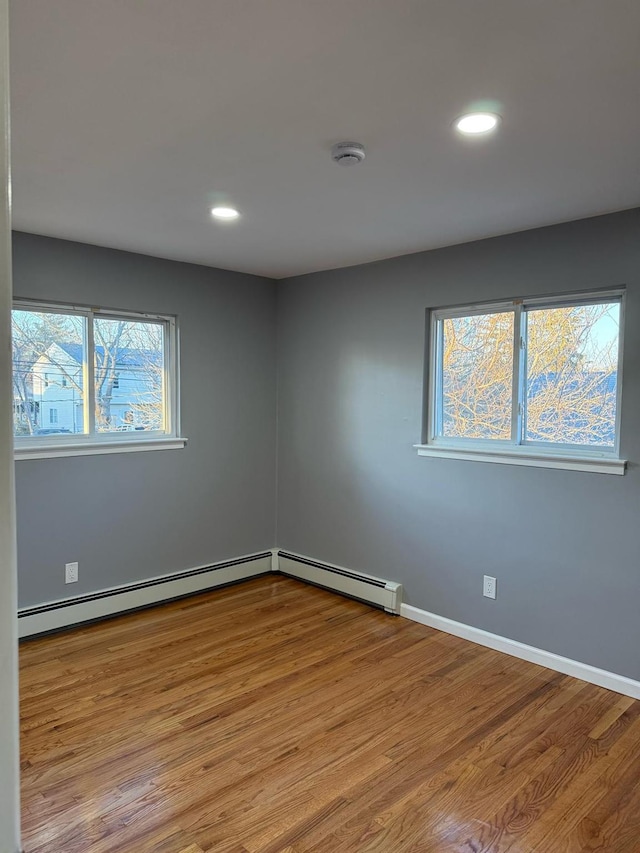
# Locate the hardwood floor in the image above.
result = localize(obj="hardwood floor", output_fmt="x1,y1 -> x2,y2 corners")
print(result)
19,576 -> 640,853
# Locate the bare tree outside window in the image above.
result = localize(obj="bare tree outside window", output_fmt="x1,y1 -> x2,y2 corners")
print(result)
434,297 -> 621,451
442,312 -> 513,440
525,304 -> 619,446
11,309 -> 85,435
93,318 -> 164,432
11,304 -> 172,441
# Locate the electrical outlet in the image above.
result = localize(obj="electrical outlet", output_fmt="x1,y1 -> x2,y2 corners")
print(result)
483,575 -> 497,600
65,562 -> 79,584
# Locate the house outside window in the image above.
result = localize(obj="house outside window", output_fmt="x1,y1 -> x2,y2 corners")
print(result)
11,300 -> 184,458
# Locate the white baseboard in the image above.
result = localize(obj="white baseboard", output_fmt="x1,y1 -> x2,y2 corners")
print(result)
21,548 -> 638,701
18,552 -> 272,639
401,603 -> 640,700
276,550 -> 402,614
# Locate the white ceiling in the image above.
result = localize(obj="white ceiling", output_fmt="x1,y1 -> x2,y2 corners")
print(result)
9,0 -> 640,279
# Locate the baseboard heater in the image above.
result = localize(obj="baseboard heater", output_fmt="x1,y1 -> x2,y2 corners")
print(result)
277,551 -> 402,614
18,552 -> 272,639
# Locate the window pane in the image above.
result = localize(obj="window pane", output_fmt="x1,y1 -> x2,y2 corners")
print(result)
93,318 -> 165,433
525,302 -> 620,447
11,309 -> 86,437
440,312 -> 514,440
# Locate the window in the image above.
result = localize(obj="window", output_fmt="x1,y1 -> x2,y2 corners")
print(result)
11,300 -> 184,459
419,289 -> 625,474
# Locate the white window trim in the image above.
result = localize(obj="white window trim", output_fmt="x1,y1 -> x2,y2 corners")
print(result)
413,444 -> 626,475
15,437 -> 187,461
419,287 -> 626,475
12,299 -> 186,460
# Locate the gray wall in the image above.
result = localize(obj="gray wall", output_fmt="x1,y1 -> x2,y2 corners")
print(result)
13,212 -> 640,682
277,209 -> 640,680
13,232 -> 277,608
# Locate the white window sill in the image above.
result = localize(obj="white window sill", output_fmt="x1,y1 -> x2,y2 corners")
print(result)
414,444 -> 626,475
15,437 -> 188,461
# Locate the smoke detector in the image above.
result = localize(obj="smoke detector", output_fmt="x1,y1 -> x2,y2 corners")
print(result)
331,141 -> 366,166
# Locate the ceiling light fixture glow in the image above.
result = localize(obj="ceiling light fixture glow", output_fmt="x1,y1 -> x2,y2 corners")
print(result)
211,206 -> 240,220
455,112 -> 501,135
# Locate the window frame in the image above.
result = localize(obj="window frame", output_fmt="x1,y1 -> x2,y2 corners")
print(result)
12,299 -> 185,460
418,288 -> 626,475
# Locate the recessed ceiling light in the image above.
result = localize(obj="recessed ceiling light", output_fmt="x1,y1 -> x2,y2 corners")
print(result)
211,206 -> 240,221
455,112 -> 501,135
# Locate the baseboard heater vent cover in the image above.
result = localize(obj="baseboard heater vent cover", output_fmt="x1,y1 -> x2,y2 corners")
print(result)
19,552 -> 272,639
277,551 -> 402,614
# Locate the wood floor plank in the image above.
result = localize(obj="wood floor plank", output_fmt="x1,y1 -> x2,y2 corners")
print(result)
20,576 -> 640,852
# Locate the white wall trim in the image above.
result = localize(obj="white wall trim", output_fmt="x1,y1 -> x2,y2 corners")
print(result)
19,546 -> 640,698
0,0 -> 22,847
277,550 -> 402,614
401,603 -> 640,700
19,552 -> 272,638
